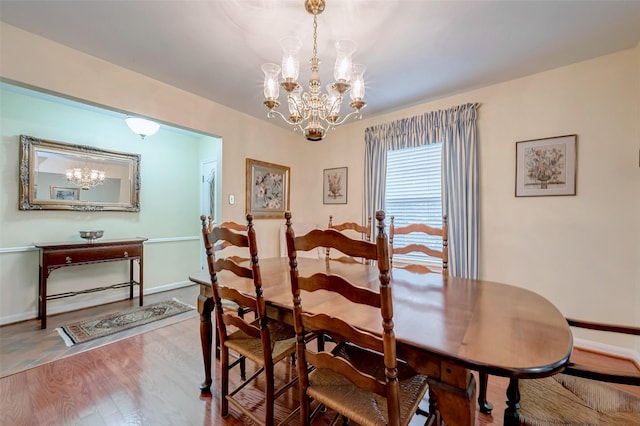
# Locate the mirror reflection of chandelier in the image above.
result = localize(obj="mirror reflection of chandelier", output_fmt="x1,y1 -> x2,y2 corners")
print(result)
261,0 -> 366,141
65,167 -> 106,190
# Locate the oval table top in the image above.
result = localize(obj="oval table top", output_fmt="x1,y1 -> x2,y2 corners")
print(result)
191,256 -> 572,379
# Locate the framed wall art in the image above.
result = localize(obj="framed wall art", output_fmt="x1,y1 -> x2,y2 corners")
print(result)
50,186 -> 80,201
246,158 -> 290,219
515,134 -> 577,197
323,167 -> 347,204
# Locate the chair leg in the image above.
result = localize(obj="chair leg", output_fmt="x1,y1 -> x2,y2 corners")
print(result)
238,307 -> 247,380
220,346 -> 230,417
317,333 -> 325,351
478,371 -> 493,414
299,389 -> 311,426
215,326 -> 221,360
240,356 -> 246,380
265,362 -> 275,426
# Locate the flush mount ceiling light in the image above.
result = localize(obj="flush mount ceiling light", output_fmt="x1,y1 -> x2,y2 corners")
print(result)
261,0 -> 366,141
125,116 -> 160,140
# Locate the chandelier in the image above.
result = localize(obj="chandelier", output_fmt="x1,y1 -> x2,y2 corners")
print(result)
261,0 -> 366,141
65,167 -> 106,190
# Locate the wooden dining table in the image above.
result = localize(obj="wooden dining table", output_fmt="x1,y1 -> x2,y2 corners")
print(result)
190,257 -> 573,426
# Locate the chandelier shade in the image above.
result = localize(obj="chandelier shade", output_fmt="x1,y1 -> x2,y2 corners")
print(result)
125,116 -> 160,139
261,0 -> 366,141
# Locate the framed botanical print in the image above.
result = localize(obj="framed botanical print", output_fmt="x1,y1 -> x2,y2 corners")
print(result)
246,158 -> 290,219
515,134 -> 577,197
323,167 -> 347,204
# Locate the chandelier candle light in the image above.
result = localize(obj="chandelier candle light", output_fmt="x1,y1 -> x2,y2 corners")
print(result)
261,0 -> 366,141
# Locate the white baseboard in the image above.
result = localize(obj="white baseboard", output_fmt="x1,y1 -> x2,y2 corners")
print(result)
573,337 -> 640,367
0,280 -> 196,326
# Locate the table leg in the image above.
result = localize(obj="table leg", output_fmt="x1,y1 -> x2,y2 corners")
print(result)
503,378 -> 521,425
429,361 -> 476,426
478,371 -> 494,414
198,293 -> 214,394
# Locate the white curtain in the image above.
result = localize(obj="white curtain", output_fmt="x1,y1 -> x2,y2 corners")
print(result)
364,103 -> 479,278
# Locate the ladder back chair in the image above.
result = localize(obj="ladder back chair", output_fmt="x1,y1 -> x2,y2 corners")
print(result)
285,210 -> 431,426
508,319 -> 640,425
389,215 -> 448,275
201,213 -> 299,426
325,215 -> 372,263
388,215 -> 493,413
204,216 -> 254,366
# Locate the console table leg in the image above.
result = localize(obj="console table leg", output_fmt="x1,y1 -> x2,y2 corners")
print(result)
39,266 -> 47,329
138,257 -> 144,306
129,259 -> 134,300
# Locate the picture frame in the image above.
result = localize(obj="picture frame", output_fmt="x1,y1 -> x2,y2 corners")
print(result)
246,158 -> 290,219
50,186 -> 80,201
323,167 -> 348,204
515,134 -> 577,197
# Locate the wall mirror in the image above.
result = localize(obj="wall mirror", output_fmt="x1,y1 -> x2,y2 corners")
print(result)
19,135 -> 141,212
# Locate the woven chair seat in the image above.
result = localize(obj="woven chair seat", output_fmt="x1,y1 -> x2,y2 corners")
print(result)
225,318 -> 296,365
518,373 -> 640,425
307,343 -> 429,426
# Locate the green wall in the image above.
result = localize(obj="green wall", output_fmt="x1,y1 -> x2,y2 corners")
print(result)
0,84 -> 220,323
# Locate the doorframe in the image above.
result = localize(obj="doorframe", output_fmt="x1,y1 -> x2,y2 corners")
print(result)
200,159 -> 217,269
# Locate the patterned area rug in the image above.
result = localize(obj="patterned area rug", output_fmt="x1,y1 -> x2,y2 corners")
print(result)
56,299 -> 194,346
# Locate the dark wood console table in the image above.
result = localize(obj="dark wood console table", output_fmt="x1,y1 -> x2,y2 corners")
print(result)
34,238 -> 147,329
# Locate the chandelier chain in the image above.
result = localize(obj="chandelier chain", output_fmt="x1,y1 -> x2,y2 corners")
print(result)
312,14 -> 318,61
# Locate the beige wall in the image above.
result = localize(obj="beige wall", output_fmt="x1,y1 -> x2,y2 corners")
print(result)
329,46 -> 640,354
1,23 -> 638,356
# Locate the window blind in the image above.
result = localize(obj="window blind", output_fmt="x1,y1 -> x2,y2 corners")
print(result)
385,144 -> 443,266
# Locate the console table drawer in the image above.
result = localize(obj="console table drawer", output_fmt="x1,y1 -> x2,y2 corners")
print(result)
46,244 -> 142,266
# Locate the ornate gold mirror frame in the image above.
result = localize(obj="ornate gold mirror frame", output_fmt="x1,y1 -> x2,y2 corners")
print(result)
19,135 -> 141,212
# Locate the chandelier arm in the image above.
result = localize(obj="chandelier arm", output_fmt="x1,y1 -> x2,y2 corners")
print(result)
325,109 -> 363,127
267,109 -> 306,130
288,95 -> 305,120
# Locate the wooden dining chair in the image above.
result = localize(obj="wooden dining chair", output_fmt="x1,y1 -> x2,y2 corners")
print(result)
388,214 -> 497,414
203,216 -> 253,372
389,215 -> 448,275
509,319 -> 640,425
285,210 -> 432,426
325,214 -> 372,263
201,213 -> 299,426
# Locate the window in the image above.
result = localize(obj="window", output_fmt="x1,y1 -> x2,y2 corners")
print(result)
385,144 -> 443,267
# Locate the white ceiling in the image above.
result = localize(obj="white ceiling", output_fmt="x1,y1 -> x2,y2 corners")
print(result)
2,0 -> 640,131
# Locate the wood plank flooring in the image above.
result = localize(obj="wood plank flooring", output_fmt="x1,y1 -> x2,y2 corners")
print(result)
1,284 -> 637,425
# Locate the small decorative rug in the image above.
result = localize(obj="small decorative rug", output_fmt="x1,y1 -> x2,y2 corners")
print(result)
56,299 -> 194,347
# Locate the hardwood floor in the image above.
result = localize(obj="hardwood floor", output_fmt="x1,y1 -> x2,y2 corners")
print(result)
1,284 -> 637,425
